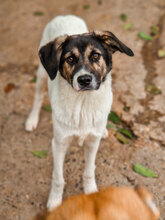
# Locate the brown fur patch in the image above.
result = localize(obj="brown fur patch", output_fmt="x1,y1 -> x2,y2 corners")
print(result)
64,47 -> 79,59
54,35 -> 68,50
61,47 -> 80,82
84,45 -> 101,58
62,62 -> 74,84
72,47 -> 79,57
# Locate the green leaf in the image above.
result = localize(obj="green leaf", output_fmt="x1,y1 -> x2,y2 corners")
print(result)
133,164 -> 158,178
138,32 -> 153,41
146,84 -> 162,95
98,0 -> 102,5
83,4 -> 90,10
158,49 -> 165,58
107,123 -> 116,129
33,11 -> 44,16
32,150 -> 48,158
120,13 -> 127,21
115,132 -> 129,144
118,128 -> 133,139
124,23 -> 133,30
42,105 -> 52,112
29,76 -> 37,83
150,25 -> 159,36
108,111 -> 121,125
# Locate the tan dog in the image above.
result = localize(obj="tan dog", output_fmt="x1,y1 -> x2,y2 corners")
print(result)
32,186 -> 160,220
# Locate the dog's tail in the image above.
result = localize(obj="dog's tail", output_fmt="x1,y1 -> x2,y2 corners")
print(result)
135,185 -> 160,219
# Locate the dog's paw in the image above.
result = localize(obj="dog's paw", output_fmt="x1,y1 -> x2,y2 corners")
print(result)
83,176 -> 98,194
25,114 -> 39,131
102,128 -> 109,139
47,192 -> 62,211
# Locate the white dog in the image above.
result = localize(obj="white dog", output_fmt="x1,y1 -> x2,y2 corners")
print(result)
25,15 -> 134,210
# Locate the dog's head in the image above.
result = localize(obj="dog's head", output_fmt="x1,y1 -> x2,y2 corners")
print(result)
39,31 -> 134,91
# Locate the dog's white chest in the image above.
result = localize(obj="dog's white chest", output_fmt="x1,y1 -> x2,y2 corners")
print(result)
48,73 -> 112,137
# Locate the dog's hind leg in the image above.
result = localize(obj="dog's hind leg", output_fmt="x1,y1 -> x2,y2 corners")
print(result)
83,135 -> 101,194
25,64 -> 47,131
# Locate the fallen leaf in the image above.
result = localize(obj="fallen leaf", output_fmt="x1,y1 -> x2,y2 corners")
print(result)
32,150 -> 48,158
42,105 -> 52,112
146,84 -> 162,95
118,128 -> 133,139
83,4 -> 90,9
107,123 -> 116,129
4,83 -> 15,93
33,11 -> 44,16
133,164 -> 158,178
29,76 -> 37,83
124,23 -> 133,30
158,49 -> 165,58
115,132 -> 129,144
120,13 -> 127,21
108,111 -> 121,125
150,25 -> 159,36
138,32 -> 153,41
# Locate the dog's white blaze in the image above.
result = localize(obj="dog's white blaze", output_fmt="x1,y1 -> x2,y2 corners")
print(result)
146,197 -> 159,215
72,68 -> 97,91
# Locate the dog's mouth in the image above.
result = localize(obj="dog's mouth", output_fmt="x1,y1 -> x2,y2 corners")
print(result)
72,81 -> 101,92
78,84 -> 100,91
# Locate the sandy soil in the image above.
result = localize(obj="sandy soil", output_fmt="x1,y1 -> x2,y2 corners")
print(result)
0,0 -> 165,219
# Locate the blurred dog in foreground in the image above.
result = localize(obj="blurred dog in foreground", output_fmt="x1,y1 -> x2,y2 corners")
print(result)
32,186 -> 160,220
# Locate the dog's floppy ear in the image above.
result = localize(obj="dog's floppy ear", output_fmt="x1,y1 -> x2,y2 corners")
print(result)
94,30 -> 134,56
39,35 -> 67,80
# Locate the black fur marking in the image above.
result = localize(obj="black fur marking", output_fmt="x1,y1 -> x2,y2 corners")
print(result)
108,32 -> 134,56
39,42 -> 58,80
94,31 -> 134,56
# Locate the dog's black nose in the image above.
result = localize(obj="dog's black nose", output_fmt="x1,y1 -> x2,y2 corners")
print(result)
77,75 -> 92,87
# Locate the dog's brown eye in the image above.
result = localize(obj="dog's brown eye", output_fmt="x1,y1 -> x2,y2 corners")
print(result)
92,53 -> 100,61
67,56 -> 74,64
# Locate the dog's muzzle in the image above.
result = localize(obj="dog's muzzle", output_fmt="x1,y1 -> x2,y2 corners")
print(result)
73,69 -> 99,91
77,74 -> 92,87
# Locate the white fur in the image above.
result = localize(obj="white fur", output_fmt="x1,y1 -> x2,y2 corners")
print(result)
25,15 -> 113,210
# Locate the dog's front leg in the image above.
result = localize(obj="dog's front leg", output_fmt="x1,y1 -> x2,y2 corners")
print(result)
47,137 -> 70,210
83,135 -> 101,194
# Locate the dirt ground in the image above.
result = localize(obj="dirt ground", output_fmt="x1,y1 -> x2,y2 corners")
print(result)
0,0 -> 165,219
